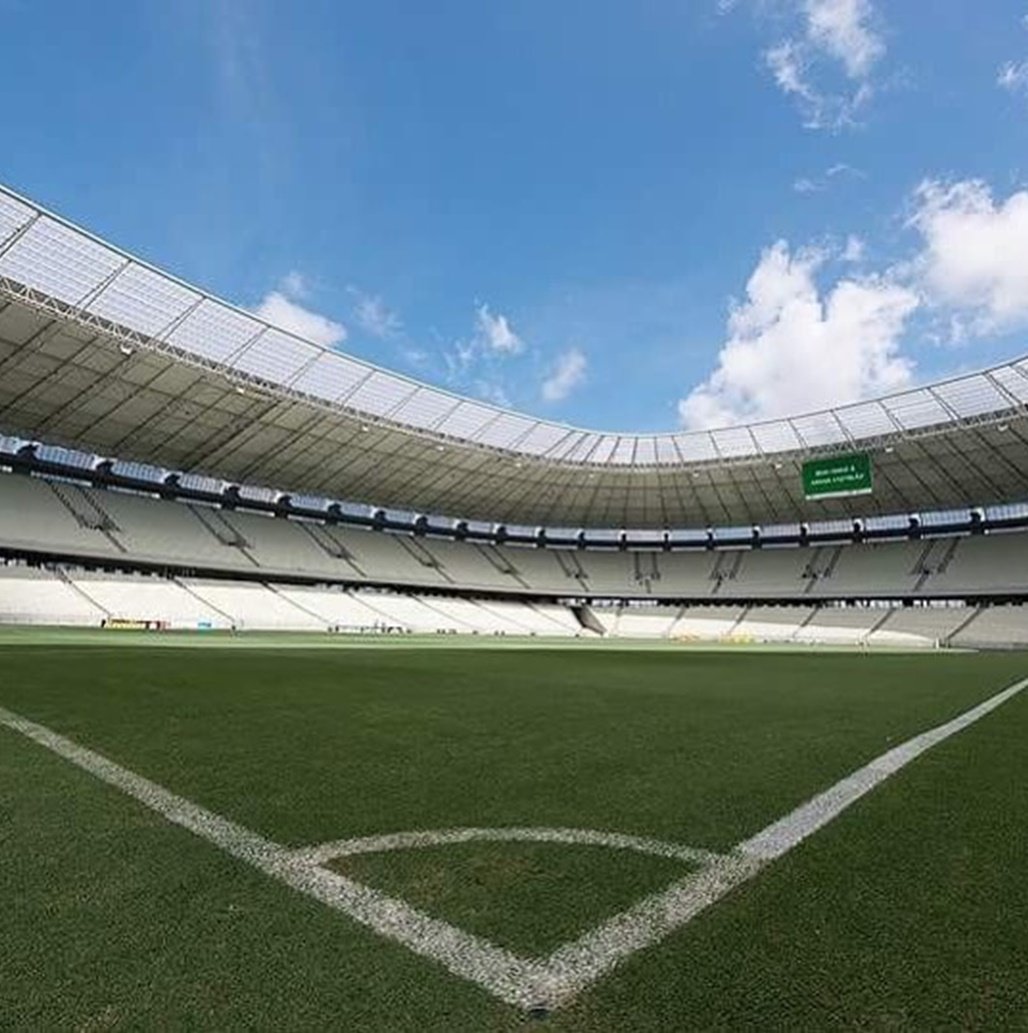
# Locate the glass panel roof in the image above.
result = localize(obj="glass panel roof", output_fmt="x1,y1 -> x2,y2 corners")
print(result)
87,263 -> 200,338
790,411 -> 847,447
166,299 -> 265,364
0,193 -> 34,249
884,389 -> 950,430
0,218 -> 124,304
291,352 -> 370,403
476,413 -> 538,449
751,420 -> 802,453
390,388 -> 462,429
0,183 -> 1024,475
232,329 -> 321,384
710,426 -> 757,457
344,370 -> 420,415
932,373 -> 1009,417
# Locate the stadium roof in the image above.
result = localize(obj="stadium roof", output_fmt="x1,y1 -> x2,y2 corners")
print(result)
1,182 -> 1028,529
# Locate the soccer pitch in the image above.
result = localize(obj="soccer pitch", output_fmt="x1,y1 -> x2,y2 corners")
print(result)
3,633 -> 1027,1030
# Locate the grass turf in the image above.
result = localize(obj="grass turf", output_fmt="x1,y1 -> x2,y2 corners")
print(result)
331,840 -> 695,956
1,632 -> 1026,1029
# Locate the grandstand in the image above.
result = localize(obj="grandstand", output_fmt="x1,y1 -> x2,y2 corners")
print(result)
0,182 -> 1027,646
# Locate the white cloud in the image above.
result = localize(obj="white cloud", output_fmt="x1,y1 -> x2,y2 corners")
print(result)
678,241 -> 917,429
476,380 -> 513,408
475,304 -> 524,355
280,270 -> 309,300
252,290 -> 347,348
353,291 -> 402,339
793,162 -> 865,195
909,179 -> 1028,332
763,0 -> 884,129
804,0 -> 883,77
841,234 -> 865,262
998,12 -> 1028,96
542,348 -> 588,403
998,60 -> 1028,95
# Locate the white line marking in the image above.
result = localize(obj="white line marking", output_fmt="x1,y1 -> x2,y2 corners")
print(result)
737,676 -> 1028,860
295,826 -> 723,867
2,675 -> 1025,1011
0,704 -> 544,1009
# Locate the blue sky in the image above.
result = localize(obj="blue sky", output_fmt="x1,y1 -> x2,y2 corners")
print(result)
3,1 -> 1028,432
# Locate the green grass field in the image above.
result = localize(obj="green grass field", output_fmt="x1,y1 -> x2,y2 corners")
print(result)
3,631 -> 1027,1030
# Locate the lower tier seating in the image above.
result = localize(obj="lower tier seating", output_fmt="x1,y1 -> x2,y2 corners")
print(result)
4,563 -> 1023,646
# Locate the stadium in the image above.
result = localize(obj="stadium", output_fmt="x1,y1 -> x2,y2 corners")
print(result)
3,179 -> 1028,1030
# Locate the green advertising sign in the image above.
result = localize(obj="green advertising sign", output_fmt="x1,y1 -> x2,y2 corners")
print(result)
802,453 -> 873,500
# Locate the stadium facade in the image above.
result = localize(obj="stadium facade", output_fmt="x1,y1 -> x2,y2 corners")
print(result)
1,183 -> 1027,647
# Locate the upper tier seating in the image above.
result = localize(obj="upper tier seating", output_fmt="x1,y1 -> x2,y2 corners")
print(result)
3,472 -> 1028,607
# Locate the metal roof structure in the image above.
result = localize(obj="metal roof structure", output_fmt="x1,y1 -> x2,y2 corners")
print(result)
1,182 -> 1028,529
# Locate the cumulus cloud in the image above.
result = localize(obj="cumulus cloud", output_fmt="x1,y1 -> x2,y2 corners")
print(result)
251,272 -> 347,348
909,179 -> 1028,332
353,291 -> 402,339
763,0 -> 884,129
678,241 -> 917,429
542,348 -> 588,403
475,304 -> 524,355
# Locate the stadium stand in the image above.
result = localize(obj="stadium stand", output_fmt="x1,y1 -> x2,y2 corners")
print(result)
2,183 -> 1028,647
0,565 -> 104,626
950,605 -> 1028,648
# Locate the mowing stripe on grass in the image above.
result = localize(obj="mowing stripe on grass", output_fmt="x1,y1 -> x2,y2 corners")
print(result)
2,674 -> 1025,1012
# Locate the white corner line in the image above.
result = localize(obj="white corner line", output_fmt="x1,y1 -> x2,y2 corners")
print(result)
2,674 -> 1025,1013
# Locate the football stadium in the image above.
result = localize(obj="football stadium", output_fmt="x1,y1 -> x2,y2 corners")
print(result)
2,178 -> 1028,1031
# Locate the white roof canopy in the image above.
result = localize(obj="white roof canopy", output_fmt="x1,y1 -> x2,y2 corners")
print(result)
1,183 -> 1027,528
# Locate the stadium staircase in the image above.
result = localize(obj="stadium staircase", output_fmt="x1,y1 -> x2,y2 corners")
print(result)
570,603 -> 605,636
710,552 -> 743,596
864,608 -> 896,642
188,505 -> 260,566
265,583 -> 331,627
473,543 -> 530,588
299,522 -> 367,576
55,568 -> 112,619
48,481 -> 127,553
553,550 -> 589,587
912,537 -> 963,593
793,607 -> 819,636
396,536 -> 455,583
942,604 -> 983,646
723,605 -> 750,638
172,577 -> 238,626
632,552 -> 661,593
802,546 -> 843,594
